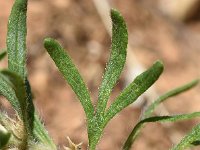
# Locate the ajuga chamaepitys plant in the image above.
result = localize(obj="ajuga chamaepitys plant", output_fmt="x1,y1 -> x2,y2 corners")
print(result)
0,0 -> 200,149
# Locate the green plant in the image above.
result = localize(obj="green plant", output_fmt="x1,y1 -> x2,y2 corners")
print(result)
0,0 -> 200,149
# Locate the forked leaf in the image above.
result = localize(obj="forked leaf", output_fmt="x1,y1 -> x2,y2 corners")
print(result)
96,9 -> 128,119
171,124 -> 200,150
144,79 -> 199,118
7,0 -> 28,79
104,61 -> 164,124
44,38 -> 94,119
0,50 -> 7,61
123,112 -> 200,150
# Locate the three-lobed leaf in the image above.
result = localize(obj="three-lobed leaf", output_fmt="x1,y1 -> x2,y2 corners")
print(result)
4,0 -> 196,149
44,10 -> 166,150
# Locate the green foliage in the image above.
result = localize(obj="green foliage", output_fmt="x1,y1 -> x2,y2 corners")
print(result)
1,0 -> 56,149
44,7 -> 199,149
123,112 -> 200,150
144,79 -> 199,118
0,50 -> 7,61
45,9 -> 164,149
0,70 -> 21,114
7,0 -> 28,79
122,79 -> 199,150
104,61 -> 163,124
96,9 -> 128,123
44,38 -> 94,120
0,70 -> 34,140
172,124 -> 200,150
0,0 -> 199,149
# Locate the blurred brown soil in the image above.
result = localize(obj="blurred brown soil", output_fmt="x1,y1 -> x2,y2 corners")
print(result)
0,0 -> 200,150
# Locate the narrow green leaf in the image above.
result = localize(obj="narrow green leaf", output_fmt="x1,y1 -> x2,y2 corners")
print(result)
88,10 -> 128,149
0,70 -> 34,138
0,124 -> 11,149
25,79 -> 56,148
0,70 -> 56,148
123,112 -> 200,150
24,78 -> 35,134
0,71 -> 21,114
0,70 -> 30,147
33,114 -> 57,150
0,50 -> 7,61
171,124 -> 200,150
96,9 -> 128,119
7,0 -> 28,79
144,79 -> 199,118
44,38 -> 94,120
104,61 -> 164,124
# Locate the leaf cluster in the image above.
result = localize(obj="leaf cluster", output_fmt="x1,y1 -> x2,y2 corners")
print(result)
0,0 -> 200,150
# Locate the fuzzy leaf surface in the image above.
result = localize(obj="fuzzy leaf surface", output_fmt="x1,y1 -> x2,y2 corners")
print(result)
144,79 -> 199,118
104,61 -> 164,124
0,50 -> 7,61
44,38 -> 94,120
33,114 -> 57,149
96,9 -> 128,119
7,0 -> 28,79
123,112 -> 200,150
172,124 -> 200,150
0,70 -> 34,137
0,70 -> 56,148
0,71 -> 21,114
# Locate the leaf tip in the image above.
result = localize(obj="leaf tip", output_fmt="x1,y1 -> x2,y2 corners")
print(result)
111,8 -> 120,17
189,78 -> 199,88
110,8 -> 125,25
44,38 -> 54,49
154,60 -> 164,73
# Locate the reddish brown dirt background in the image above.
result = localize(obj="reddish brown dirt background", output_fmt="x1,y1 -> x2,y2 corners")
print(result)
0,0 -> 200,150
